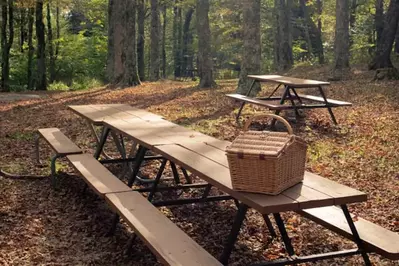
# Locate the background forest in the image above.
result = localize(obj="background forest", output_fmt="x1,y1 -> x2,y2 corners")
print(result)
0,0 -> 398,93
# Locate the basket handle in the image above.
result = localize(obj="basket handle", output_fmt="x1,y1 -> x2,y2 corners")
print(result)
243,114 -> 294,135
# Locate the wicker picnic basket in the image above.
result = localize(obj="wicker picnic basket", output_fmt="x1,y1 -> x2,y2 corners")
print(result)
226,114 -> 307,195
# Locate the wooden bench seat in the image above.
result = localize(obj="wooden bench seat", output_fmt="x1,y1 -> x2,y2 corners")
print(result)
226,94 -> 290,110
36,128 -> 83,188
37,128 -> 82,155
66,154 -> 132,197
297,206 -> 399,260
106,191 -> 222,266
296,94 -> 352,106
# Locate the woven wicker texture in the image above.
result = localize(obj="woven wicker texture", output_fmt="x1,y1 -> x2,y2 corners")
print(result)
226,114 -> 307,195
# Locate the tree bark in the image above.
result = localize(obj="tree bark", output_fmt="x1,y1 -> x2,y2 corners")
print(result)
237,0 -> 261,95
395,23 -> 399,54
182,8 -> 194,76
349,0 -> 357,46
27,7 -> 34,90
150,0 -> 160,81
20,7 -> 26,53
275,0 -> 293,70
196,0 -> 215,88
173,2 -> 181,78
47,2 -> 55,83
299,0 -> 313,59
370,0 -> 399,71
106,0 -> 114,82
333,0 -> 350,76
1,0 -> 14,92
36,0 -> 46,90
56,3 -> 60,56
161,4 -> 167,78
316,0 -> 325,64
137,0 -> 145,81
375,0 -> 384,45
121,0 -> 141,87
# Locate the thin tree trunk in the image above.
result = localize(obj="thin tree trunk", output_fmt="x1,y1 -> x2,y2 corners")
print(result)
395,23 -> 399,54
27,7 -> 34,90
182,8 -> 194,76
107,0 -> 124,84
333,0 -> 350,77
276,0 -> 293,70
237,0 -> 261,95
137,0 -> 145,81
1,0 -> 14,92
150,0 -> 160,81
300,0 -> 313,59
370,0 -> 399,71
20,7 -> 26,53
273,0 -> 280,69
173,2 -> 181,78
121,0 -> 140,87
161,4 -> 167,78
349,0 -> 357,46
55,3 -> 60,56
315,0 -> 325,64
47,2 -> 55,83
196,0 -> 215,88
106,0 -> 114,82
375,0 -> 384,45
36,0 -> 46,90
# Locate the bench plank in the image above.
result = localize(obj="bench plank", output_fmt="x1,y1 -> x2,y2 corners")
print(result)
106,191 -> 222,266
297,206 -> 399,260
38,128 -> 82,155
296,94 -> 352,106
66,154 -> 132,197
226,94 -> 290,110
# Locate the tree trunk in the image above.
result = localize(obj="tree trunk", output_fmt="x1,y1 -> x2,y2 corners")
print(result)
196,0 -> 215,88
150,0 -> 160,81
349,0 -> 357,46
120,0 -> 140,87
173,2 -> 182,78
47,2 -> 55,83
276,0 -> 293,70
299,0 -> 313,59
315,0 -> 325,64
137,0 -> 145,81
161,4 -> 167,78
395,23 -> 399,54
36,0 -> 46,90
370,0 -> 399,72
20,7 -> 26,53
106,0 -> 114,82
1,0 -> 14,92
237,0 -> 261,95
107,0 -> 125,84
375,0 -> 384,45
333,0 -> 350,76
27,7 -> 34,90
55,3 -> 60,56
182,8 -> 194,76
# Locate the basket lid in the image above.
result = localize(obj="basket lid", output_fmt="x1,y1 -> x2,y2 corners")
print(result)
226,131 -> 296,157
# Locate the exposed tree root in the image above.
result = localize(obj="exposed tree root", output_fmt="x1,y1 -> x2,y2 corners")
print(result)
0,169 -> 47,180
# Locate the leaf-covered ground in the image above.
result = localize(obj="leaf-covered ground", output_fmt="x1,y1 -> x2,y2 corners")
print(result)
0,66 -> 398,265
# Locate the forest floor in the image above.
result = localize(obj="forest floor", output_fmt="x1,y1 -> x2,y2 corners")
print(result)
0,65 -> 398,266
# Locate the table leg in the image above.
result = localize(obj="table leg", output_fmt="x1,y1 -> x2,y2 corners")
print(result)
127,146 -> 148,187
262,214 -> 277,238
271,85 -> 290,127
286,88 -> 300,118
273,213 -> 295,256
318,86 -> 337,124
340,205 -> 371,266
170,161 -> 181,185
94,127 -> 110,160
220,203 -> 249,265
148,159 -> 168,202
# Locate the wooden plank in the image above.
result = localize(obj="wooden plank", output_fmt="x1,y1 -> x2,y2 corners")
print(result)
38,128 -> 82,155
152,144 -> 299,214
68,105 -> 108,125
112,104 -> 164,121
67,154 -> 132,197
297,94 -> 352,106
226,94 -> 289,110
297,206 -> 399,260
106,191 -> 222,266
281,183 -> 334,210
247,75 -> 330,88
178,142 -> 229,167
302,172 -> 367,205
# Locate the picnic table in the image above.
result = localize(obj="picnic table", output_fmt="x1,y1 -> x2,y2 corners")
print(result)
60,104 -> 399,265
227,75 -> 352,124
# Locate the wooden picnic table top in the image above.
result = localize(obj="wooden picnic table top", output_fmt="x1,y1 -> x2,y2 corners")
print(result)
69,104 -> 367,214
247,75 -> 330,88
